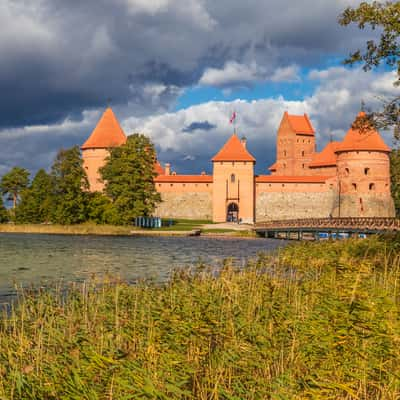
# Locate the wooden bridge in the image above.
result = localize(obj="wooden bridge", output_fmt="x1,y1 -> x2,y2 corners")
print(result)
254,217 -> 400,240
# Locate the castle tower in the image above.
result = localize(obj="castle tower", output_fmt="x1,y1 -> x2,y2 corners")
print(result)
269,112 -> 316,176
212,134 -> 255,223
334,112 -> 395,217
81,107 -> 127,192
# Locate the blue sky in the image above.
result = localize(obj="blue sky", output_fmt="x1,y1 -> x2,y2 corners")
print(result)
0,0 -> 398,176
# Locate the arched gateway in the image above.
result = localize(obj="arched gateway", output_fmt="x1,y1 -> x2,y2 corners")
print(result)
227,202 -> 239,222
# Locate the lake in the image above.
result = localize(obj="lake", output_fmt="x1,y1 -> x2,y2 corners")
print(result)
0,233 -> 286,300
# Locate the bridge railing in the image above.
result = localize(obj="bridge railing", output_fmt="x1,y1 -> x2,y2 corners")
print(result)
255,217 -> 400,231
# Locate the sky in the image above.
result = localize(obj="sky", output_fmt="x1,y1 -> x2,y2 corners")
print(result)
0,0 -> 398,177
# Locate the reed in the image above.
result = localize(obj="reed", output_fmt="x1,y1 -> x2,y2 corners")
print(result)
0,236 -> 400,399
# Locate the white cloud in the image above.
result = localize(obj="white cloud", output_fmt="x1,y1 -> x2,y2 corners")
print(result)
270,65 -> 300,82
199,61 -> 266,87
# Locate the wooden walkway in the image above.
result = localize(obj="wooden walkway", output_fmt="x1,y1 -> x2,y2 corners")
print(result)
254,217 -> 400,240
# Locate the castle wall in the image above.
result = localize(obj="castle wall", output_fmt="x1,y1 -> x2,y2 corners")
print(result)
82,148 -> 109,192
255,182 -> 336,221
155,182 -> 213,220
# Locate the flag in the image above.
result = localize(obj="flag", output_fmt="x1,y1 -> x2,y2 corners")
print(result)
229,111 -> 236,124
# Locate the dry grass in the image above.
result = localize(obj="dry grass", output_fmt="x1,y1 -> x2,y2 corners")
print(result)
0,236 -> 400,398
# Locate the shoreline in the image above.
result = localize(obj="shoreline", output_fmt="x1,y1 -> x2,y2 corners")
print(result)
0,223 -> 257,239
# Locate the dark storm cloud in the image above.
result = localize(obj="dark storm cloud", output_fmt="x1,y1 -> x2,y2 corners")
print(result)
0,0 -> 369,129
182,121 -> 216,133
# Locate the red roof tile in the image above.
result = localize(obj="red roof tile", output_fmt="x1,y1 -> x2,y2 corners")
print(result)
155,175 -> 213,183
81,107 -> 127,149
256,175 -> 328,183
154,161 -> 165,175
336,112 -> 390,153
309,141 -> 340,167
286,112 -> 315,136
212,134 -> 255,162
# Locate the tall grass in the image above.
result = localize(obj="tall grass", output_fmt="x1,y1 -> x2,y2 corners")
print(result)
1,236 -> 400,398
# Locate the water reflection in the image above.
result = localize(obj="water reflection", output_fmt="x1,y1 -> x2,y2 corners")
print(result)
0,233 -> 286,297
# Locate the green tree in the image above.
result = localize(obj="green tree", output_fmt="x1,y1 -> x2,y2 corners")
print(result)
339,1 -> 400,135
16,169 -> 53,223
0,197 -> 9,223
51,146 -> 89,224
100,134 -> 161,225
391,149 -> 400,215
87,192 -> 117,224
0,167 -> 30,210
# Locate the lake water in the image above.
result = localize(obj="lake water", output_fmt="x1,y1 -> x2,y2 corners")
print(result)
0,233 -> 286,300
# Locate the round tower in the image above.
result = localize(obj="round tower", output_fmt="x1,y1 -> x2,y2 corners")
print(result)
81,107 -> 127,192
335,112 -> 394,217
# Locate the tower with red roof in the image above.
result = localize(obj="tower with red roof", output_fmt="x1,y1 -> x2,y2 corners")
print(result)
334,112 -> 394,217
81,107 -> 127,192
212,134 -> 256,223
269,111 -> 316,176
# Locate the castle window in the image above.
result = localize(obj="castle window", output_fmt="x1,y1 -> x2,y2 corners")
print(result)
283,163 -> 286,169
283,150 -> 287,156
345,168 -> 350,176
301,151 -> 305,157
369,183 -> 375,190
183,184 -> 186,187
302,164 -> 305,169
244,162 -> 247,165
282,184 -> 285,187
364,168 -> 370,175
206,184 -> 209,187
220,162 -> 223,165
170,184 -> 173,187
352,183 -> 357,190
231,174 -> 236,183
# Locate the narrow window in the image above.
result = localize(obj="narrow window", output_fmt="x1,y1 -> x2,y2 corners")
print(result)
352,183 -> 357,190
283,150 -> 287,156
345,168 -> 350,176
364,168 -> 370,175
170,184 -> 173,187
302,163 -> 305,169
369,183 -> 375,190
232,162 -> 235,166
231,174 -> 235,183
301,150 -> 305,157
283,163 -> 286,169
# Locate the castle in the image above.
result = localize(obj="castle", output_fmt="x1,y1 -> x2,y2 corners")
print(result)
81,107 -> 395,222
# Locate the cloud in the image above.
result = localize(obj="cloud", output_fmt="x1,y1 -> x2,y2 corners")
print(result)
0,0 -> 375,129
182,121 -> 216,133
199,61 -> 266,87
270,65 -> 300,82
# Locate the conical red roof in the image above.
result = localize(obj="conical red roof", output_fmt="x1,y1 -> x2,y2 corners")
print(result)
336,112 -> 390,153
81,107 -> 127,149
212,134 -> 255,162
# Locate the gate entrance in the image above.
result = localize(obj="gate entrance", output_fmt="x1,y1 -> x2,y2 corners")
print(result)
227,202 -> 239,222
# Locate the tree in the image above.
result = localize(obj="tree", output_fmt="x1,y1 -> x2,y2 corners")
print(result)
0,167 -> 30,210
16,169 -> 53,223
0,197 -> 9,223
338,1 -> 400,136
51,146 -> 89,224
391,149 -> 400,214
100,134 -> 161,225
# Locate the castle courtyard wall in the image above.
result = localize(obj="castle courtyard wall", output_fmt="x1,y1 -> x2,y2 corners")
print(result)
255,182 -> 337,221
155,181 -> 213,220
